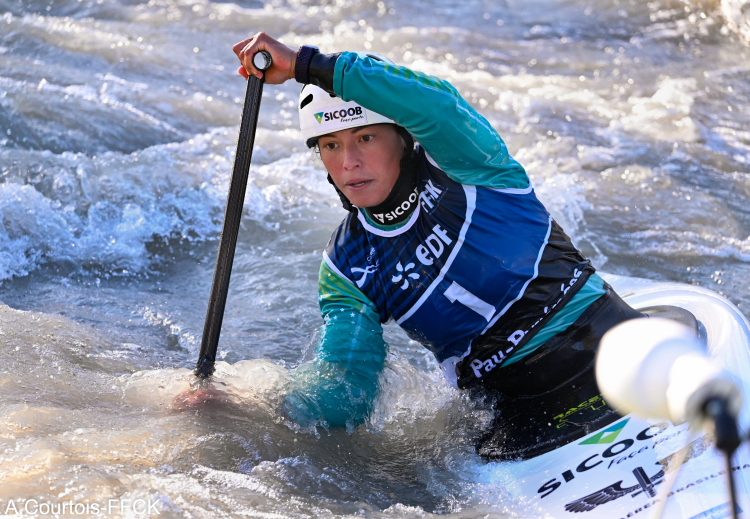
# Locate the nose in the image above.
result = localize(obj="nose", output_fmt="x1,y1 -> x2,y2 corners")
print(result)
341,143 -> 362,170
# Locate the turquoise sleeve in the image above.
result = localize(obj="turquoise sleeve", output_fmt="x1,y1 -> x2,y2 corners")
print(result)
282,260 -> 387,428
503,273 -> 607,366
332,51 -> 529,190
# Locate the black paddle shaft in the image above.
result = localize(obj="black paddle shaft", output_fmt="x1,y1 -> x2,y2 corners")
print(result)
195,51 -> 272,379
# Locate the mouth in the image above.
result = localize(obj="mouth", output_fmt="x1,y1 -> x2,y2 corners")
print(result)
346,179 -> 373,190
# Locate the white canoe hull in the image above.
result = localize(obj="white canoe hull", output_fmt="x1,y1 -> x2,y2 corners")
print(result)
485,274 -> 750,518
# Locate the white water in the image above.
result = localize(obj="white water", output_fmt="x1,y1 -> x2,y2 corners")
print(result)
0,0 -> 749,517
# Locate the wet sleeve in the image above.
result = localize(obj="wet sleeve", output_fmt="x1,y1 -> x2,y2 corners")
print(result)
332,51 -> 530,190
282,260 -> 387,429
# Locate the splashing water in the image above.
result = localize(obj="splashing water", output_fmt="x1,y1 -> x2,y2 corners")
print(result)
0,0 -> 749,517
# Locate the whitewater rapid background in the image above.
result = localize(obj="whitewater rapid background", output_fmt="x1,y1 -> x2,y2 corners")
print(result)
0,0 -> 749,517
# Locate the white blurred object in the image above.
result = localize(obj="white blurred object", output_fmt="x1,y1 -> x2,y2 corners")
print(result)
596,317 -> 743,426
721,0 -> 750,45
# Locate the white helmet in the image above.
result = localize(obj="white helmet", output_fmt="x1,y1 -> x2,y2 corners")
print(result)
298,83 -> 395,148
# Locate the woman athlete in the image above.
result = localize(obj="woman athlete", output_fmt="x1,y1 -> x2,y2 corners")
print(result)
232,33 -> 642,459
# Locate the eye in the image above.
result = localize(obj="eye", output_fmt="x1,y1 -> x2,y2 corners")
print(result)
360,134 -> 375,143
320,141 -> 338,151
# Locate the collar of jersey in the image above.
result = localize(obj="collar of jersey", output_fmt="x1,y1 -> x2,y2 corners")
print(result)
357,204 -> 421,237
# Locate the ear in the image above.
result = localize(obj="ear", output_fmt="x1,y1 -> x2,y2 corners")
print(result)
395,125 -> 415,154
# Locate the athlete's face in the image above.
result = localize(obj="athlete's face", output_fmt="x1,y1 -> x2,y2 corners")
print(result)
318,124 -> 404,208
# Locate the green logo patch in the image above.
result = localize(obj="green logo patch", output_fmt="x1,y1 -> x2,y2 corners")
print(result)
579,418 -> 630,445
314,112 -> 325,123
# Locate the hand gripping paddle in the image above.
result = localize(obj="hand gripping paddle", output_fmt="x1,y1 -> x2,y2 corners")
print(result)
194,51 -> 272,379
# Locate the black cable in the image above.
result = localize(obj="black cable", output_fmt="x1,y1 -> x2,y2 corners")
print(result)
704,397 -> 741,519
723,450 -> 739,519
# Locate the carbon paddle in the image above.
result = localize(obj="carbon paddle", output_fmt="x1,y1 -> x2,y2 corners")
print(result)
195,51 -> 272,379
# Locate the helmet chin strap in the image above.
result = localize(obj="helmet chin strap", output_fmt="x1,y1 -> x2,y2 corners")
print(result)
327,173 -> 356,212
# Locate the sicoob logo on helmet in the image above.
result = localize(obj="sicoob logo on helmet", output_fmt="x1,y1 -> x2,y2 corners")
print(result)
314,106 -> 365,124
